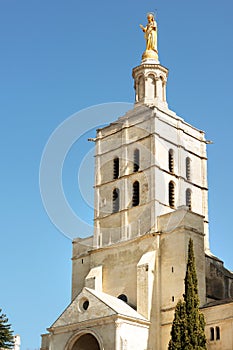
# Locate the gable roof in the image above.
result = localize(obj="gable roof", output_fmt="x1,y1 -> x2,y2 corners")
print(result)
85,288 -> 147,321
50,287 -> 148,329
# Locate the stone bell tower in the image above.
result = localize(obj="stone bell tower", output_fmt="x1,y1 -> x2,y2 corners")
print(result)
93,12 -> 209,251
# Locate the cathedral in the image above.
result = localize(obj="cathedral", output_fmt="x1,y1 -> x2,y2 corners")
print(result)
40,13 -> 233,350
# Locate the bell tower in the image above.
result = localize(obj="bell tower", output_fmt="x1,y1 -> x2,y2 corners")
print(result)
93,13 -> 209,250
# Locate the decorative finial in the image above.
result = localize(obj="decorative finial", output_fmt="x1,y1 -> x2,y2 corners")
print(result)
139,12 -> 159,63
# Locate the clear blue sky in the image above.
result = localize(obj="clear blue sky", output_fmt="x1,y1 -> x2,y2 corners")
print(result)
1,1 -> 233,349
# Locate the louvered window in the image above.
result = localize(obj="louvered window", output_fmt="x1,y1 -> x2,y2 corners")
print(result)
132,181 -> 140,207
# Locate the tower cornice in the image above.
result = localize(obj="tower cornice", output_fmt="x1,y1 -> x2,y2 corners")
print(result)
132,63 -> 169,76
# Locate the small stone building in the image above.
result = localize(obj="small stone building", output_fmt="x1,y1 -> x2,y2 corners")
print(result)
40,18 -> 233,350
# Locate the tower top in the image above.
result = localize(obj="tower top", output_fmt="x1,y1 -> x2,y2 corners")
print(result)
132,13 -> 167,109
140,12 -> 159,64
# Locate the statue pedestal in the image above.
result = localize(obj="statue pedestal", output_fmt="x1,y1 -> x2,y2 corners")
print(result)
141,50 -> 159,64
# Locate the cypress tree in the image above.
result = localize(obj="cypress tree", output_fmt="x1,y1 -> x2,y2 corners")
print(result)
168,238 -> 207,349
168,300 -> 188,350
184,238 -> 207,349
0,308 -> 14,349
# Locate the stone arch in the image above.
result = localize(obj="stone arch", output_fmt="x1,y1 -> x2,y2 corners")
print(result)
186,156 -> 191,180
168,149 -> 174,173
137,74 -> 145,101
147,73 -> 157,99
65,330 -> 103,350
159,74 -> 165,81
113,156 -> 119,179
133,148 -> 140,172
113,188 -> 120,213
132,180 -> 140,207
169,181 -> 175,208
159,75 -> 166,101
117,293 -> 128,303
186,188 -> 192,210
145,72 -> 157,81
146,71 -> 158,77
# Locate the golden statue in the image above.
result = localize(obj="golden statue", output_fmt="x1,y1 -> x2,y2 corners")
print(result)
140,13 -> 158,61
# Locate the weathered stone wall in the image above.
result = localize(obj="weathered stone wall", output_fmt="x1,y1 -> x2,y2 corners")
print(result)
206,254 -> 233,301
202,301 -> 233,350
94,105 -> 209,250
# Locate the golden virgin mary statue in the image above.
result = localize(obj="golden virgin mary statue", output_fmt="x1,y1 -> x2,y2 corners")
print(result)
140,13 -> 158,61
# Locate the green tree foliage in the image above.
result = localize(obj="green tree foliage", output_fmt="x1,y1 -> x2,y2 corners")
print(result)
0,308 -> 14,349
168,300 -> 188,350
168,238 -> 207,349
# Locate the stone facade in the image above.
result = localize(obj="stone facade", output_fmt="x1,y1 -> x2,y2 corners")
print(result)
93,102 -> 209,251
206,254 -> 233,302
40,23 -> 233,350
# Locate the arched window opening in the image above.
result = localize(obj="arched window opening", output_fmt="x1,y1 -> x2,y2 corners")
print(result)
113,157 -> 119,179
148,74 -> 156,100
117,294 -> 128,303
132,181 -> 140,207
186,157 -> 191,180
160,76 -> 165,101
133,148 -> 140,172
169,181 -> 175,208
216,326 -> 220,340
210,327 -> 215,341
71,334 -> 100,350
112,188 -> 120,213
186,189 -> 192,210
138,76 -> 145,101
169,149 -> 174,173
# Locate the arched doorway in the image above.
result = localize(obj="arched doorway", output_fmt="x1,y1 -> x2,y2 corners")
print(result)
71,333 -> 100,350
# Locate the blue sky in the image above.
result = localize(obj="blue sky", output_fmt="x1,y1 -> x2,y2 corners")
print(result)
1,1 -> 233,349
